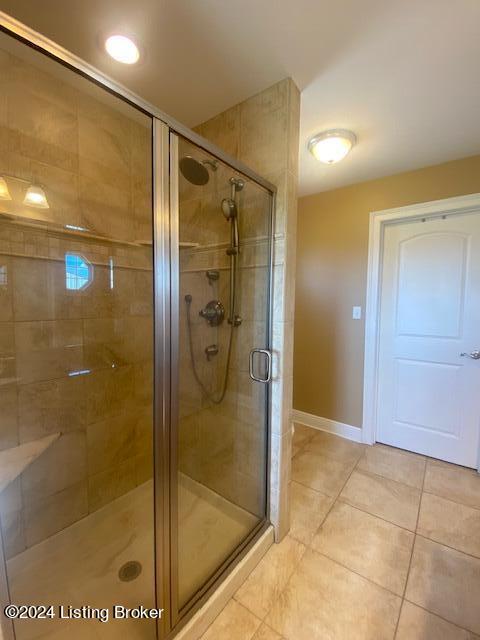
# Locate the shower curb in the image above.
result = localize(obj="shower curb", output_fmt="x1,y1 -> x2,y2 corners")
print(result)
172,526 -> 274,640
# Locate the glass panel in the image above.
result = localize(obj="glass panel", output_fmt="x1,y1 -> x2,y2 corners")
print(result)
176,137 -> 271,608
0,32 -> 156,639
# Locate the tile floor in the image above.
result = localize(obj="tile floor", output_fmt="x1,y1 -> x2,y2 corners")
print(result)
200,424 -> 480,640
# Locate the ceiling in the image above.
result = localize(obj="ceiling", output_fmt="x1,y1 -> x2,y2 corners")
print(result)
1,0 -> 479,196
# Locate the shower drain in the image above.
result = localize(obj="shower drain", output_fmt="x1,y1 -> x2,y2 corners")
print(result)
118,560 -> 142,582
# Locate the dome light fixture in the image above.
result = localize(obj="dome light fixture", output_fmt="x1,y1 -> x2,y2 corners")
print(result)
23,184 -> 50,209
105,34 -> 140,64
308,129 -> 357,164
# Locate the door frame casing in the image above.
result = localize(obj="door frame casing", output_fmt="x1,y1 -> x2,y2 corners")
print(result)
362,192 -> 480,472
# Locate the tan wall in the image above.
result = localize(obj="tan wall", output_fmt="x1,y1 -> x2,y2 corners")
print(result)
196,78 -> 300,539
294,154 -> 480,428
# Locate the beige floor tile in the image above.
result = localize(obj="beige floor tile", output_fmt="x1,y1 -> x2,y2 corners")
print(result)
265,549 -> 401,640
289,481 -> 333,545
418,493 -> 480,558
396,601 -> 478,640
357,444 -> 426,489
424,462 -> 480,509
339,470 -> 421,531
200,600 -> 261,640
252,624 -> 284,640
406,536 -> 480,635
311,501 -> 414,595
33,621 -> 102,640
292,423 -> 316,450
305,431 -> 365,466
235,535 -> 305,619
291,451 -> 353,497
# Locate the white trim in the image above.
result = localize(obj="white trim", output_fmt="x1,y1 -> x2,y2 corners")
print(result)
292,410 -> 362,443
362,193 -> 480,456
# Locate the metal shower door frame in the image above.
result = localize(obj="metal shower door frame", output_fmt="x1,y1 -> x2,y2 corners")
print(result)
161,130 -> 275,637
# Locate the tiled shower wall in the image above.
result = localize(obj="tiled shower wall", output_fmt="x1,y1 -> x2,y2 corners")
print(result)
195,79 -> 300,539
0,47 -> 153,557
178,140 -> 272,516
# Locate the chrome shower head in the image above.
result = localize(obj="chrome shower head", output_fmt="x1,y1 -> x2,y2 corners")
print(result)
179,156 -> 210,185
221,198 -> 237,220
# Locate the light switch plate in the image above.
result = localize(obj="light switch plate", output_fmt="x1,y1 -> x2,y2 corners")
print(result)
352,306 -> 362,320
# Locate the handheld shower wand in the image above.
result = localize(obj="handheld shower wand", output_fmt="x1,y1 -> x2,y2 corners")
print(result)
221,177 -> 244,326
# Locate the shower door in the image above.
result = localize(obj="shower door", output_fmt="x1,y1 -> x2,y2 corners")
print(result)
170,134 -> 272,620
0,15 -> 275,640
0,27 -> 156,640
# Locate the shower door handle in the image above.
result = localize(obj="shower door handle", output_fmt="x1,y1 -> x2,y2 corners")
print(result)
249,349 -> 272,383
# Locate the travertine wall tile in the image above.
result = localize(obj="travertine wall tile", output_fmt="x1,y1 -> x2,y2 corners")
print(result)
194,78 -> 300,540
0,49 -> 154,555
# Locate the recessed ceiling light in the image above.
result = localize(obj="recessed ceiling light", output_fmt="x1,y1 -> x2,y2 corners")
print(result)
308,129 -> 357,164
105,34 -> 140,64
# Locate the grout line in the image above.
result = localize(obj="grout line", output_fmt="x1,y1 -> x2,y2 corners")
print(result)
241,538 -> 308,625
393,455 -> 427,638
335,497 -> 417,534
402,597 -> 480,637
415,532 -> 480,562
350,466 -> 424,493
293,446 -> 363,471
421,489 -> 480,513
311,547 -> 404,600
289,479 -> 332,501
304,444 -> 363,547
289,477 -> 344,501
234,532 -> 308,623
393,599 -> 406,639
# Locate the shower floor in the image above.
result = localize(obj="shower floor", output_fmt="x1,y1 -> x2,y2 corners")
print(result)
7,475 -> 257,640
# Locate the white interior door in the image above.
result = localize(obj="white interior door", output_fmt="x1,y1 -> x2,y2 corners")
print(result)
377,211 -> 480,468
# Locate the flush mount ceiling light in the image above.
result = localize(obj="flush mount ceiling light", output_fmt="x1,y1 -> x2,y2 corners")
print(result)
308,129 -> 357,164
23,184 -> 50,209
105,34 -> 140,64
0,176 -> 12,201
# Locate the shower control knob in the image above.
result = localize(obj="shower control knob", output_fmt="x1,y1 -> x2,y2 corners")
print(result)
205,344 -> 219,361
199,300 -> 225,326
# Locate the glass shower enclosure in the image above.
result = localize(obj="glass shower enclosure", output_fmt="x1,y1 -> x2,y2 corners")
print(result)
0,14 -> 274,640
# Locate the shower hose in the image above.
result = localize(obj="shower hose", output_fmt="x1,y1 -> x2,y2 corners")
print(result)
185,294 -> 235,404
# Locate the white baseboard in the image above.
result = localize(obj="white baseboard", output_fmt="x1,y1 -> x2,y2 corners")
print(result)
291,409 -> 363,444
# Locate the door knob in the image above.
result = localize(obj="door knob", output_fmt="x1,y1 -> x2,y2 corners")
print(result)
460,350 -> 480,360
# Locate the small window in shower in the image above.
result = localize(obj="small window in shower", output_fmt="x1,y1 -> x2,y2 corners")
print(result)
65,252 -> 93,290
0,265 -> 7,286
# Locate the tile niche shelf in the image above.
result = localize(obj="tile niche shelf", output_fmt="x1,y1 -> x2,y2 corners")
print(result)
136,240 -> 200,248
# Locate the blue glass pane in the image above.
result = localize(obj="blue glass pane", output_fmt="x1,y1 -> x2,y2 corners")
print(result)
65,253 -> 92,290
